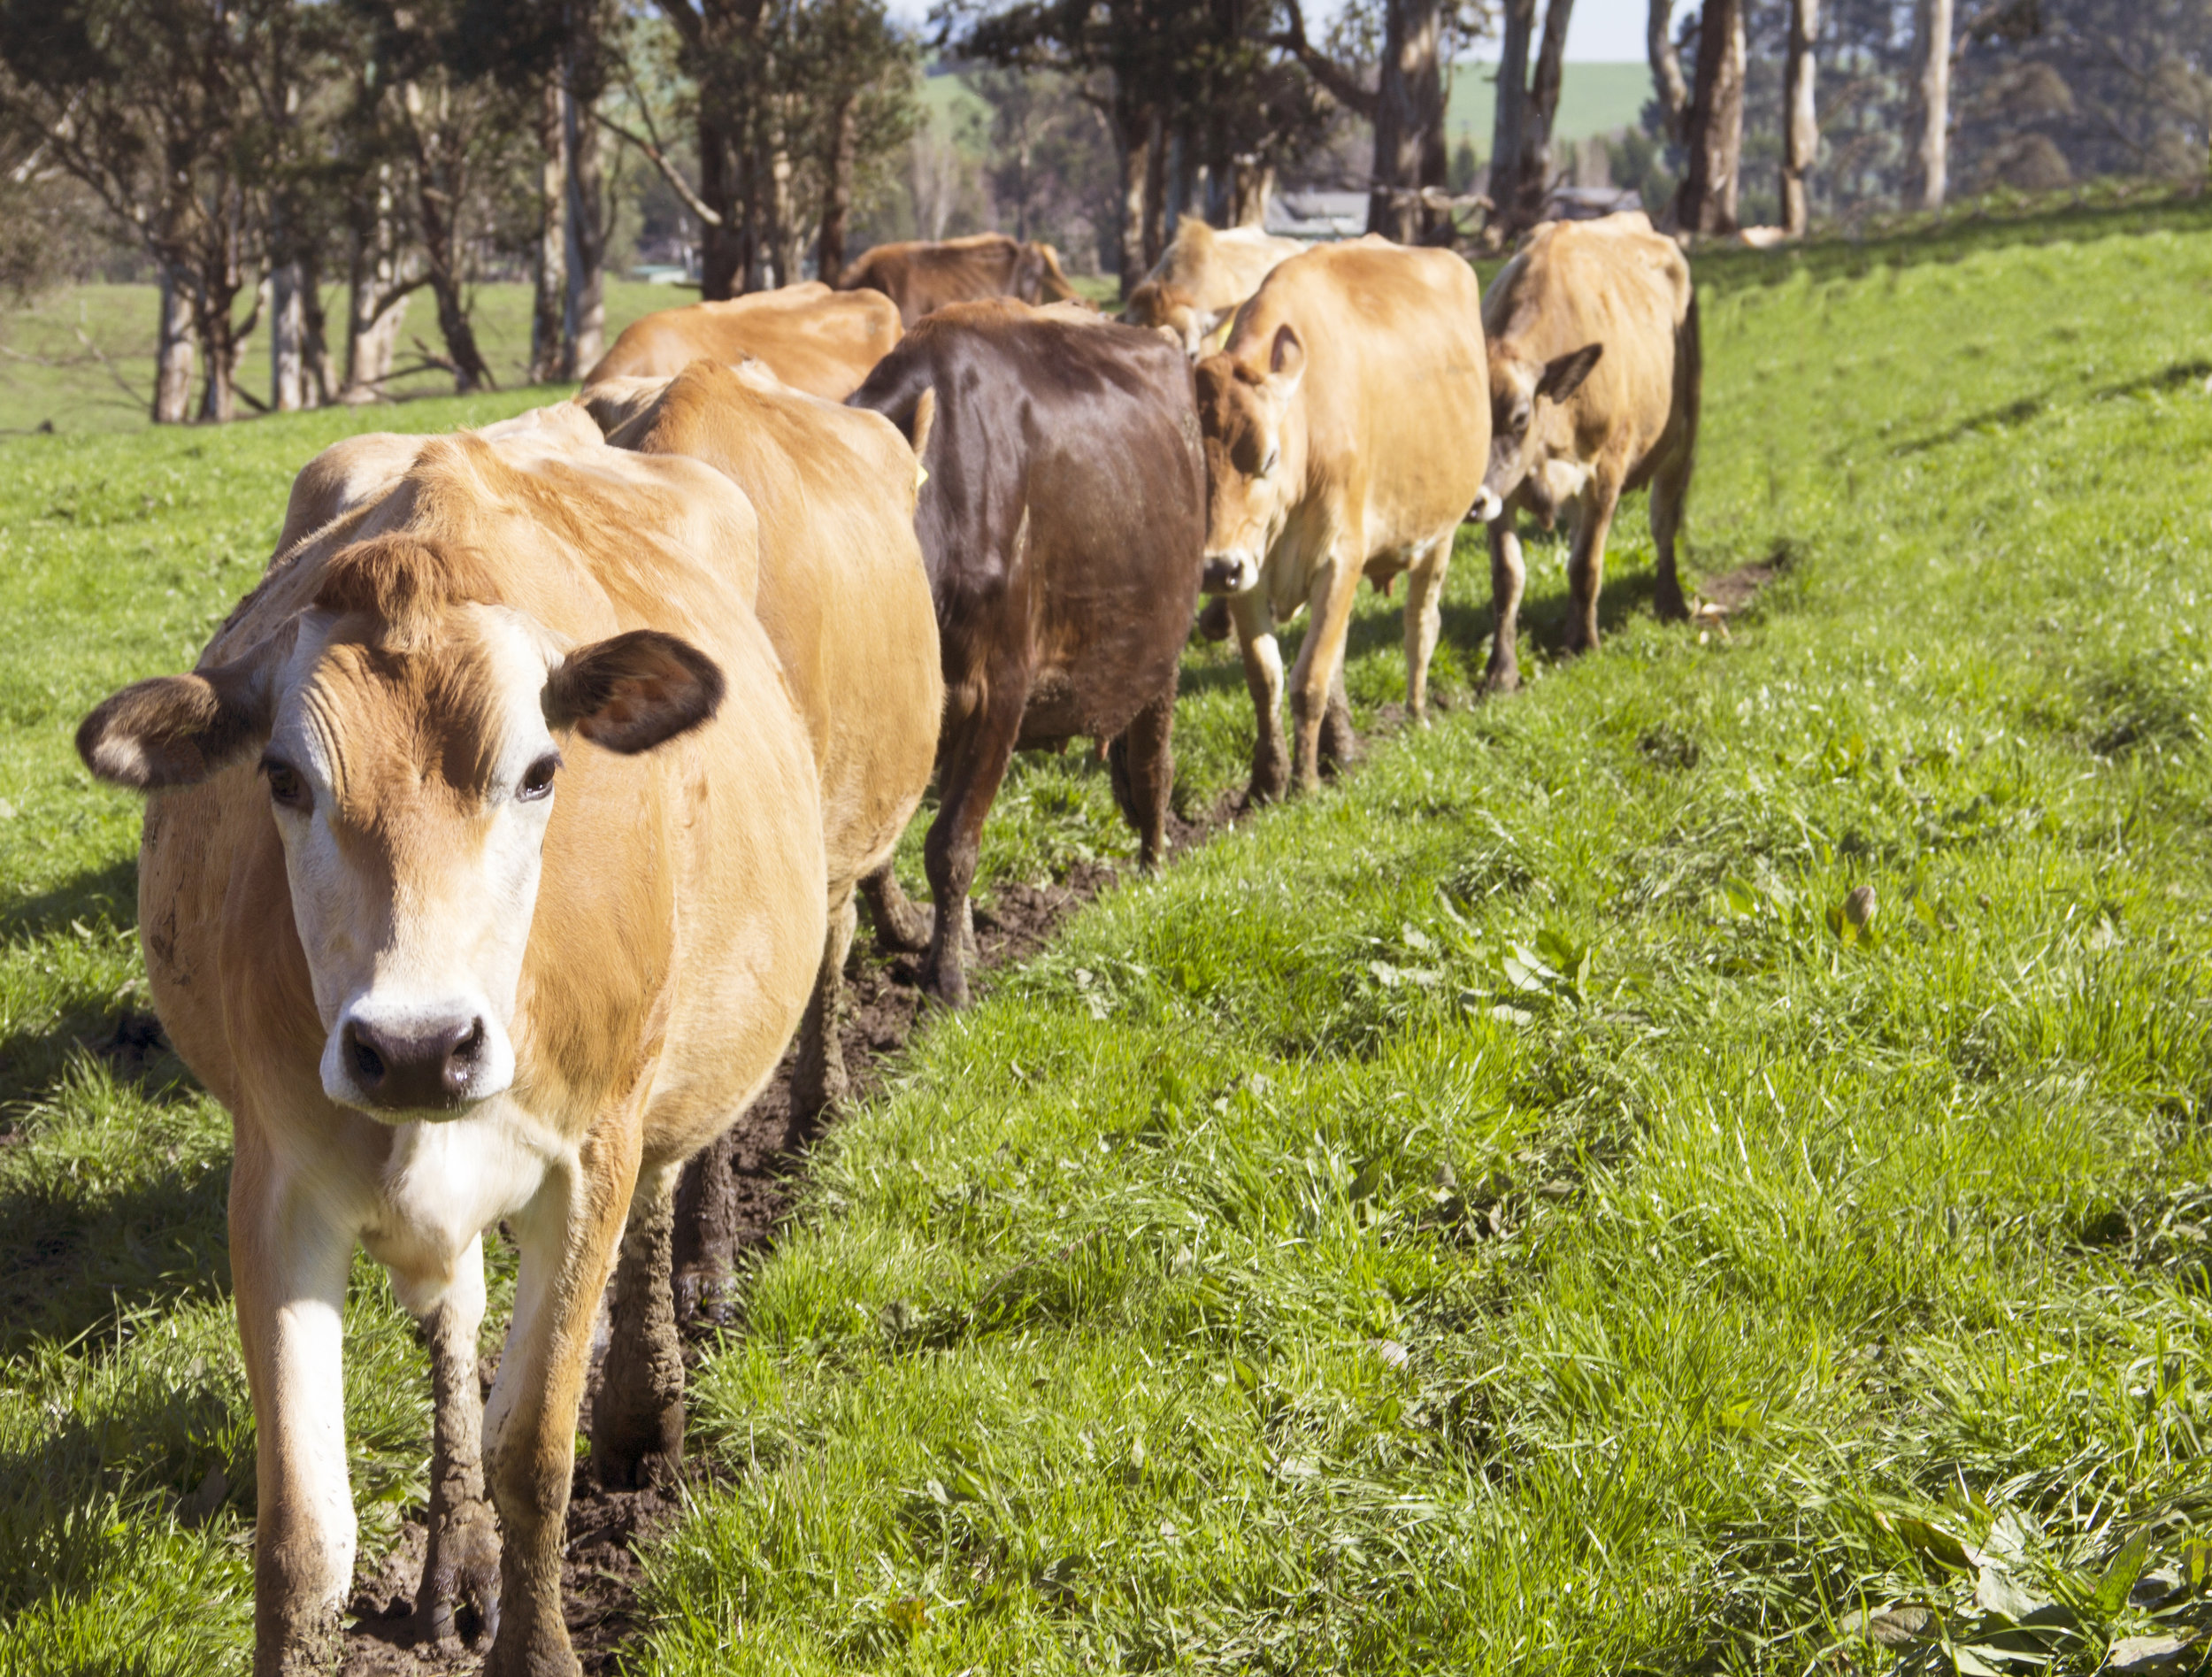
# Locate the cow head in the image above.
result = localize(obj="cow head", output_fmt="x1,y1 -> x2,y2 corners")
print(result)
1122,281 -> 1217,358
1194,324 -> 1307,596
77,535 -> 723,1122
1016,241 -> 1083,307
1482,340 -> 1603,517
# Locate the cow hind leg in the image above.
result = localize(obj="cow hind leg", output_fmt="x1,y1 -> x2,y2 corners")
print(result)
403,1240 -> 502,1650
791,895 -> 859,1132
1402,534 -> 1454,724
1649,451 -> 1693,622
1107,683 -> 1177,870
1485,519 -> 1528,695
858,862 -> 932,956
591,1163 -> 686,1494
922,687 -> 1025,1008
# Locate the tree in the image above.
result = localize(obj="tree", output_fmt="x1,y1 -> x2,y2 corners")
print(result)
1671,0 -> 1746,233
1490,0 -> 1577,236
1279,0 -> 1460,242
1647,0 -> 1689,141
1780,0 -> 1818,234
1909,0 -> 1953,209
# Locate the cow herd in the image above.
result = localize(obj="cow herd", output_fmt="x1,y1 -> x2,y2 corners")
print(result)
70,209 -> 1701,1675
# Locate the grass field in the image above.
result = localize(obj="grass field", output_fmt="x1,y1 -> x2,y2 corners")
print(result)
6,198 -> 2212,1673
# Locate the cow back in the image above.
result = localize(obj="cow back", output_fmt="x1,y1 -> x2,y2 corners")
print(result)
583,281 -> 902,401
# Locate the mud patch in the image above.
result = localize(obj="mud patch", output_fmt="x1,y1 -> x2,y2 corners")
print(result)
1697,546 -> 1792,619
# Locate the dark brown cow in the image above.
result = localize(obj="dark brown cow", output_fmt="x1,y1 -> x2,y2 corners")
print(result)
837,234 -> 1084,328
848,300 -> 1206,1006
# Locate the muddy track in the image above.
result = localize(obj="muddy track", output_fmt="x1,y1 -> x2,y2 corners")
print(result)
332,559 -> 1778,1673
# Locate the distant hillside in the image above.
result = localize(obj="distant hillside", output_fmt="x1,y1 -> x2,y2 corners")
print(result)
918,61 -> 1655,158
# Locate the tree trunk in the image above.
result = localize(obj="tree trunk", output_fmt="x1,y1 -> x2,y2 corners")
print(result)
272,260 -> 308,412
345,168 -> 408,399
194,293 -> 240,424
1506,0 -> 1576,233
1231,157 -> 1274,227
1370,0 -> 1448,242
1142,108 -> 1168,270
1489,0 -> 1536,233
699,113 -> 743,300
818,94 -> 858,283
565,64 -> 606,374
1117,113 -> 1151,300
1781,0 -> 1820,235
531,75 -> 570,384
300,251 -> 338,405
1910,0 -> 1953,212
1647,0 -> 1690,143
1671,0 -> 1747,235
152,264 -> 196,425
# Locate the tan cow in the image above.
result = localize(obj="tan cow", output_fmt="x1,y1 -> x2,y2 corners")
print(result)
836,232 -> 1083,327
1194,235 -> 1493,801
76,414 -> 826,1675
603,359 -> 941,1115
1478,212 -> 1699,690
581,280 -> 902,400
1122,216 -> 1306,357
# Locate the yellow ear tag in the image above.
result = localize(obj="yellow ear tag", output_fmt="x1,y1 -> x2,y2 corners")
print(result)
915,462 -> 929,490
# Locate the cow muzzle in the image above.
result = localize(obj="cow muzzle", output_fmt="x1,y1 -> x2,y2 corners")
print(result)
323,997 -> 515,1119
1467,487 -> 1503,524
1201,550 -> 1261,596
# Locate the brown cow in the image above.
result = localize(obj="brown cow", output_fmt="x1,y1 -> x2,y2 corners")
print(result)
1122,216 -> 1306,358
581,280 -> 901,400
1194,236 -> 1493,802
76,414 -> 826,1675
837,233 -> 1083,327
848,300 -> 1206,1006
1478,212 -> 1700,691
603,359 -> 941,1117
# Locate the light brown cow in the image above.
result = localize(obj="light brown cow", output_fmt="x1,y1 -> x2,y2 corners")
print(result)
1194,235 -> 1493,801
76,414 -> 826,1676
1122,216 -> 1307,357
1478,212 -> 1699,690
581,280 -> 902,400
836,232 -> 1083,327
603,358 -> 941,1116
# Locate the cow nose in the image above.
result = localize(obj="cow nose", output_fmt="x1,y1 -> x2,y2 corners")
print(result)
1202,552 -> 1255,595
342,1015 -> 486,1110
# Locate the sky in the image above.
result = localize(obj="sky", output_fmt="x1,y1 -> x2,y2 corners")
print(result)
887,3 -> 1660,65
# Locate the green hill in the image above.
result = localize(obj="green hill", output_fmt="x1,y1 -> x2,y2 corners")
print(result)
1448,59 -> 1652,151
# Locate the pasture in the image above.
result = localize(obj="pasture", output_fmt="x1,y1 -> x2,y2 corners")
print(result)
4,198 -> 2212,1674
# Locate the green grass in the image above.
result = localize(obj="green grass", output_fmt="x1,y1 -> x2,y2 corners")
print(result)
7,202 -> 2212,1673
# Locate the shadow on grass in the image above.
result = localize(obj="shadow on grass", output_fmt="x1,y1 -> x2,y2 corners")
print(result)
2,855 -> 139,942
1890,359 -> 2212,458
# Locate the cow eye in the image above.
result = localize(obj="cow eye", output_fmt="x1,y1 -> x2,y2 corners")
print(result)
264,758 -> 306,810
518,752 -> 560,802
1260,446 -> 1279,477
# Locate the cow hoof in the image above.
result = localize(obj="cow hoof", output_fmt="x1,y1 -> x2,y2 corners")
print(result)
1655,588 -> 1691,624
1480,671 -> 1520,697
484,1618 -> 583,1677
417,1497 -> 502,1646
921,964 -> 972,1010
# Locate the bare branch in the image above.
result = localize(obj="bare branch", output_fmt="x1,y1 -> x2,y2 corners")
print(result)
595,109 -> 725,227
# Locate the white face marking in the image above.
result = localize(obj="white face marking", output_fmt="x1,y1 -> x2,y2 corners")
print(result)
263,605 -> 565,1122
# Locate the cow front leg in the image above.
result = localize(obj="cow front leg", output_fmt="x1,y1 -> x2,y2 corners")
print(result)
591,1160 -> 685,1492
1402,532 -> 1455,723
1106,682 -> 1177,870
922,680 -> 1024,1008
231,1135 -> 357,1677
858,862 -> 932,955
1288,558 -> 1360,793
486,1123 -> 641,1677
1228,588 -> 1287,804
1564,476 -> 1623,656
1484,519 -> 1527,694
791,895 -> 859,1131
395,1238 -> 501,1649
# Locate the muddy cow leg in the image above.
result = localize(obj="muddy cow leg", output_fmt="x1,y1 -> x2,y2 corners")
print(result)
1288,543 -> 1362,793
1649,449 -> 1693,622
1227,588 -> 1288,804
590,1160 -> 684,1494
231,1125 -> 357,1677
791,894 -> 859,1132
1484,518 -> 1527,695
1107,682 -> 1178,870
1563,473 -> 1623,656
858,863 -> 932,955
1317,665 -> 1358,770
1401,531 -> 1455,724
396,1236 -> 502,1649
485,1117 -> 641,1677
922,674 -> 1026,1009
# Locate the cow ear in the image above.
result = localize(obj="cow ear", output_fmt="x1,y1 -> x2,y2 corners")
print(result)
543,629 -> 726,754
1269,323 -> 1305,387
78,650 -> 276,790
1537,343 -> 1602,403
907,387 -> 938,464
